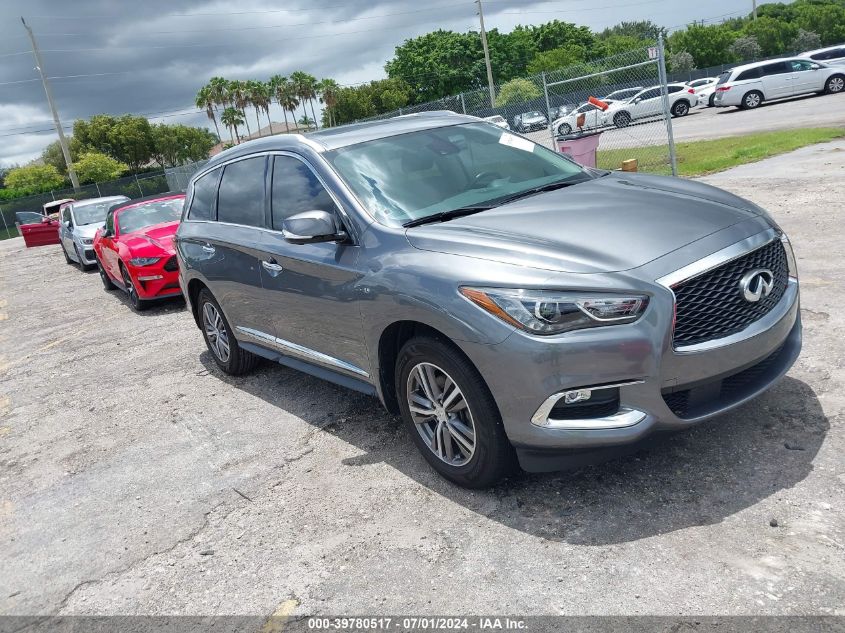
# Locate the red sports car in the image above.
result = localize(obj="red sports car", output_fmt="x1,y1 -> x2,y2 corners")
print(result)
93,193 -> 185,311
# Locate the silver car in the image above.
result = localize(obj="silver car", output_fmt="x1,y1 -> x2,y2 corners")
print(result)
59,196 -> 129,270
176,112 -> 801,488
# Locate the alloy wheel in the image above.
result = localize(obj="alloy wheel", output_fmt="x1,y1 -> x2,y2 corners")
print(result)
406,362 -> 476,466
829,77 -> 844,93
202,302 -> 230,363
121,267 -> 138,305
745,93 -> 761,108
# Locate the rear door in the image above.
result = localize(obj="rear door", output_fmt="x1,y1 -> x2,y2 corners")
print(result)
179,157 -> 270,336
257,153 -> 370,378
760,61 -> 792,99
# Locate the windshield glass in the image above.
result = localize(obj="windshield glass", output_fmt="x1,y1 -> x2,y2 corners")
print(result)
326,122 -> 589,227
74,199 -> 124,225
117,198 -> 184,234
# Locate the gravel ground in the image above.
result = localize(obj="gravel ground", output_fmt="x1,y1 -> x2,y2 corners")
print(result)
1,141 -> 843,618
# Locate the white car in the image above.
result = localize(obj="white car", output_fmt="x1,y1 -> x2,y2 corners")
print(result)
551,102 -> 605,135
713,57 -> 845,109
800,44 -> 845,67
482,115 -> 510,130
604,84 -> 696,128
686,77 -> 719,106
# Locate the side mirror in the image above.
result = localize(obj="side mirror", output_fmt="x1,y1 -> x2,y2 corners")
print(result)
63,220 -> 72,229
41,216 -> 52,224
633,97 -> 642,104
282,210 -> 347,245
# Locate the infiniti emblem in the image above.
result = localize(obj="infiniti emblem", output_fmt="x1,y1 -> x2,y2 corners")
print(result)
739,268 -> 774,303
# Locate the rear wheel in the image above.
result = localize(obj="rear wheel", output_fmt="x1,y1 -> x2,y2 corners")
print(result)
613,111 -> 632,128
708,93 -> 716,107
120,265 -> 147,312
557,123 -> 572,135
97,257 -> 115,291
396,336 -> 516,488
671,100 -> 690,117
62,243 -> 73,265
197,288 -> 259,375
825,75 -> 844,94
740,90 -> 763,109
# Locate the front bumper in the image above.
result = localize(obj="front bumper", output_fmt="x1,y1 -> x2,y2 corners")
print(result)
126,260 -> 182,299
457,273 -> 801,473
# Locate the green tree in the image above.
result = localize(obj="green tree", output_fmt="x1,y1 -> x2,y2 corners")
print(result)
743,16 -> 798,57
331,78 -> 413,125
4,164 -> 66,192
669,51 -> 696,73
40,140 -> 75,176
318,78 -> 340,127
530,20 -> 595,53
151,125 -> 217,167
669,23 -> 738,67
598,20 -> 665,41
271,76 -> 300,133
221,107 -> 245,144
109,115 -> 155,172
72,152 -> 128,184
494,77 -> 541,107
245,80 -> 270,136
227,80 -> 252,138
792,1 -> 845,45
487,26 -> 537,81
195,85 -> 221,142
526,44 -> 587,74
290,71 -> 320,130
729,35 -> 762,61
790,29 -> 822,52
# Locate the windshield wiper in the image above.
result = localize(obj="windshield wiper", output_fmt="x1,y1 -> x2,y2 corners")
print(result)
403,205 -> 493,228
491,177 -> 585,206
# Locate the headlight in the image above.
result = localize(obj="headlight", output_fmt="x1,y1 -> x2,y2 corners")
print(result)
129,257 -> 161,267
781,233 -> 798,279
81,238 -> 94,245
459,287 -> 649,335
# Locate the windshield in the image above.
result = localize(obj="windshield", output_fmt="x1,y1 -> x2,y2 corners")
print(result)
326,122 -> 590,227
117,198 -> 184,234
74,199 -> 124,225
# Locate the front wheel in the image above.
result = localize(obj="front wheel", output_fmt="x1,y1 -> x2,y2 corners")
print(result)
97,257 -> 115,291
396,336 -> 516,488
708,93 -> 716,107
825,75 -> 844,94
613,112 -> 632,128
62,243 -> 74,265
557,123 -> 572,135
197,288 -> 259,375
120,265 -> 147,312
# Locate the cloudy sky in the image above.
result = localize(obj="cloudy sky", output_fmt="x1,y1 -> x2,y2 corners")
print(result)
0,0 -> 774,166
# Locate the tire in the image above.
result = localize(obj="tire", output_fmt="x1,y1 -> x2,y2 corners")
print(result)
671,100 -> 690,117
708,93 -> 716,108
96,257 -> 116,291
613,111 -> 632,128
825,74 -> 844,94
197,288 -> 259,375
557,123 -> 572,135
75,244 -> 91,271
740,91 -> 763,110
62,243 -> 74,265
395,336 -> 516,488
120,264 -> 147,312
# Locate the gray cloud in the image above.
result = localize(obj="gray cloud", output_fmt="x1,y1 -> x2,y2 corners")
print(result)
0,0 -> 763,166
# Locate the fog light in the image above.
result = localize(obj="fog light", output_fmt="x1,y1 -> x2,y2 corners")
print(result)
563,389 -> 592,404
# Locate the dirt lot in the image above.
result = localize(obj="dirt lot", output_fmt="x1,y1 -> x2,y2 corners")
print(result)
1,141 -> 844,618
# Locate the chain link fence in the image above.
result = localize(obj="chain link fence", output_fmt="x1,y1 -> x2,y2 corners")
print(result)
359,41 -> 686,176
0,161 -> 212,240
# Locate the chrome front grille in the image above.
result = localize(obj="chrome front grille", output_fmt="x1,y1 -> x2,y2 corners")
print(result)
672,239 -> 789,347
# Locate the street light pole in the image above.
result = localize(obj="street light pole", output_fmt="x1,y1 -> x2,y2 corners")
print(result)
475,0 -> 496,108
21,16 -> 80,191
752,0 -> 757,20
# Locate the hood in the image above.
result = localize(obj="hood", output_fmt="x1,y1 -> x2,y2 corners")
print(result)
121,221 -> 179,255
405,172 -> 770,274
74,223 -> 103,240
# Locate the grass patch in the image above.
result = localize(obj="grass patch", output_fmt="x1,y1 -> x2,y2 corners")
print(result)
597,127 -> 845,177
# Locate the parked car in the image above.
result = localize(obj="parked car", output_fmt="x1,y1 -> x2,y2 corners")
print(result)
552,102 -> 604,135
605,83 -> 696,127
512,110 -> 548,133
800,44 -> 845,67
17,212 -> 61,247
685,77 -> 720,106
93,193 -> 185,311
548,104 -> 574,120
714,58 -> 845,109
176,111 -> 801,488
59,196 -> 129,270
482,115 -> 510,130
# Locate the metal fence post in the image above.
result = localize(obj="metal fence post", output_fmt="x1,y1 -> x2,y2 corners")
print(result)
460,93 -> 467,114
95,182 -> 101,197
134,174 -> 144,197
542,72 -> 555,149
657,34 -> 679,177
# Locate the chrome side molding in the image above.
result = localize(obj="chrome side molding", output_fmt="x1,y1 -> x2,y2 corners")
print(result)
235,326 -> 370,379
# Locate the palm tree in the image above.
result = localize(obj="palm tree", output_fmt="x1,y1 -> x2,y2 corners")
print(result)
221,107 -> 245,144
272,76 -> 299,133
208,76 -> 230,111
290,71 -> 319,130
195,85 -> 221,141
297,114 -> 315,129
228,80 -> 252,139
262,80 -> 275,135
246,80 -> 268,136
317,78 -> 340,127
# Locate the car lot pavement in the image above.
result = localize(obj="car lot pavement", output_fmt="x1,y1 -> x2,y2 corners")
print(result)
1,141 -> 843,617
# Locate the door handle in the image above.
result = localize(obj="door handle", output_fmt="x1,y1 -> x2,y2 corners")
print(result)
201,243 -> 215,253
262,259 -> 284,276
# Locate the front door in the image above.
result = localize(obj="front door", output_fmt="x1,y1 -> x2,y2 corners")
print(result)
60,205 -> 75,257
257,154 -> 370,379
99,209 -> 121,279
789,59 -> 826,94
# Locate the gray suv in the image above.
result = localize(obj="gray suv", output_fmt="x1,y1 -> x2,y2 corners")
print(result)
176,112 -> 801,488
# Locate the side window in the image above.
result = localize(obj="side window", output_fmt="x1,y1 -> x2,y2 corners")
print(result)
271,156 -> 339,229
61,207 -> 71,224
189,168 -> 221,221
667,85 -> 682,93
762,62 -> 788,76
832,48 -> 845,60
217,157 -> 267,227
639,88 -> 661,100
790,60 -> 814,72
105,210 -> 115,235
737,68 -> 762,81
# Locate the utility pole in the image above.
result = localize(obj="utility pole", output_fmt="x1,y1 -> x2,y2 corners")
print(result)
752,0 -> 757,20
475,0 -> 496,108
21,17 -> 79,191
